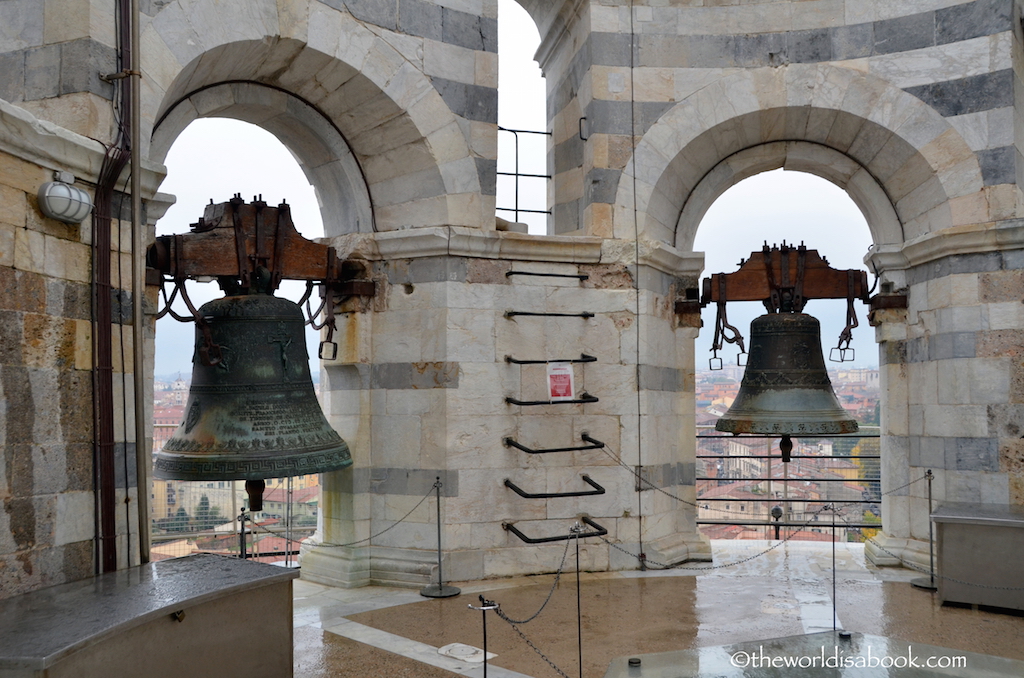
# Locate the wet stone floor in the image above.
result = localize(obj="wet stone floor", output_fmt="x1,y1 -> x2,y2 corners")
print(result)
292,541 -> 1024,678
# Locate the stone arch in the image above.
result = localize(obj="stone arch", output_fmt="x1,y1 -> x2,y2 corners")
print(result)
676,141 -> 901,252
142,4 -> 482,232
152,81 -> 375,235
614,64 -> 985,252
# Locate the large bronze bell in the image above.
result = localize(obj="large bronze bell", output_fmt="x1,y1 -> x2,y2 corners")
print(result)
154,290 -> 351,509
715,313 -> 857,437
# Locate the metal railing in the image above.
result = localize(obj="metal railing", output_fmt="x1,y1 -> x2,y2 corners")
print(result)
496,126 -> 551,224
695,426 -> 881,541
150,476 -> 315,565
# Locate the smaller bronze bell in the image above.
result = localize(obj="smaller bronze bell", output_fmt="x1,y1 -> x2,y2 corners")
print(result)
154,291 -> 351,510
715,313 -> 857,436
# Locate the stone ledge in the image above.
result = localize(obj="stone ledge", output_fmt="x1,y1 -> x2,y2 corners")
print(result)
870,220 -> 1024,274
0,99 -> 165,198
358,226 -> 606,263
346,227 -> 706,276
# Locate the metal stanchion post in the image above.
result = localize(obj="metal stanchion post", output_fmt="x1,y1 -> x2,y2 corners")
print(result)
831,504 -> 837,633
912,470 -> 938,591
238,511 -> 248,559
572,523 -> 583,678
469,597 -> 498,678
421,477 -> 461,598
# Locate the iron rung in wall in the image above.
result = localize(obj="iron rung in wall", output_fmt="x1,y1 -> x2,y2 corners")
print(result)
505,353 -> 596,365
502,516 -> 608,544
505,392 -> 598,406
503,434 -> 605,454
503,475 -> 606,499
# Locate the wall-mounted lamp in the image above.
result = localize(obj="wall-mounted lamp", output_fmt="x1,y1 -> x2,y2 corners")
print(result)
38,171 -> 93,224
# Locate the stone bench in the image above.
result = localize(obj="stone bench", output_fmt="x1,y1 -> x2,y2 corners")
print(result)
932,502 -> 1024,612
0,553 -> 298,678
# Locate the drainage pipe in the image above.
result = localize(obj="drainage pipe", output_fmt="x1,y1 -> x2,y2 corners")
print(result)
129,0 -> 151,564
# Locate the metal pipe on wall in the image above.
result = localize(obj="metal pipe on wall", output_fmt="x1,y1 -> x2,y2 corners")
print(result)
130,0 -> 151,564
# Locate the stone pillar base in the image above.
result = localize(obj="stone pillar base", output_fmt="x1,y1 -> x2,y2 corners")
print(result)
864,532 -> 932,573
298,542 -> 370,589
300,543 -> 475,589
643,531 -> 713,567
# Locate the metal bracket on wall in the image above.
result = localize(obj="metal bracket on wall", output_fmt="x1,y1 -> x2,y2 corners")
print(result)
503,433 -> 605,455
505,353 -> 596,365
504,310 -> 594,319
502,516 -> 608,544
504,475 -> 606,499
506,270 -> 588,280
505,392 -> 599,406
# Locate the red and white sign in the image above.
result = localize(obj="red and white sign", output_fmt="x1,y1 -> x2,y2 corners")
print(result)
547,362 -> 575,401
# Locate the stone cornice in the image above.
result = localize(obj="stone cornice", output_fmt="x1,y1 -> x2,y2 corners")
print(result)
868,220 -> 1024,272
331,228 -> 712,276
534,0 -> 587,74
0,98 -> 166,199
638,240 -> 705,277
355,226 -> 605,263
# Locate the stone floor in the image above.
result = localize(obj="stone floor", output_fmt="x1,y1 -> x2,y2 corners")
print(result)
292,541 -> 1024,677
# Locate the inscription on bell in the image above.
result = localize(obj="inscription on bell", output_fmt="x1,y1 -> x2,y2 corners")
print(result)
233,399 -> 324,437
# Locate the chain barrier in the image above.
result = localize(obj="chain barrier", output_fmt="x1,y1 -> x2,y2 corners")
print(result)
492,609 -> 574,678
248,484 -> 436,550
483,533 -> 579,677
497,533 -> 576,624
601,502 -> 840,571
598,440 -> 922,518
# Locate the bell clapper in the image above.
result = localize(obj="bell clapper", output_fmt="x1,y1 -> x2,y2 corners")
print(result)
780,434 -> 793,463
245,478 -> 267,512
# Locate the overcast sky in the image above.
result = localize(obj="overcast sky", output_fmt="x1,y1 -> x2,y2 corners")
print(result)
153,0 -> 876,378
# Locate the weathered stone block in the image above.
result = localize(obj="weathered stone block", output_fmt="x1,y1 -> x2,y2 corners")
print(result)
339,0 -> 397,30
924,404 -> 988,438
978,145 -> 1015,185
22,313 -> 75,371
935,0 -> 1013,45
58,369 -> 93,444
904,70 -> 1013,118
915,436 -> 946,469
831,23 -> 873,60
24,44 -> 60,100
60,38 -> 115,100
13,227 -> 44,275
987,403 -> 1024,438
447,308 -> 495,362
948,436 -> 1000,472
398,0 -> 442,41
0,51 -> 25,103
936,358 -> 970,405
430,76 -> 496,122
873,12 -> 935,55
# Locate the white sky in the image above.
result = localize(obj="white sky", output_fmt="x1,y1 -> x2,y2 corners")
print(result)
153,0 -> 876,377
